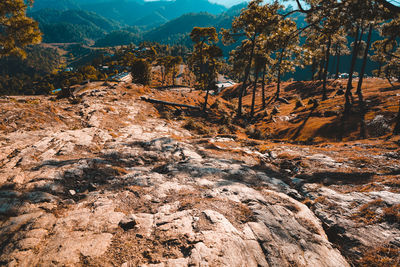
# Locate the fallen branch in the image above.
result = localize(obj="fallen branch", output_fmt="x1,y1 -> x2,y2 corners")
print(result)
140,96 -> 201,110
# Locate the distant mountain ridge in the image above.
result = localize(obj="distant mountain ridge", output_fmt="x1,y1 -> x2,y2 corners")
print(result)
142,3 -> 247,45
31,0 -> 230,28
28,1 -> 247,45
30,9 -> 122,43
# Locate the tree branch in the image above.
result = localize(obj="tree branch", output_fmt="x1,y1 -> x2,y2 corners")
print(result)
376,0 -> 400,14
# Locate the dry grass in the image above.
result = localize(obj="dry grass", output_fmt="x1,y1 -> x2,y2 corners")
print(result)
351,199 -> 400,225
382,204 -> 400,224
219,78 -> 400,142
183,119 -> 213,135
357,245 -> 400,267
353,199 -> 385,224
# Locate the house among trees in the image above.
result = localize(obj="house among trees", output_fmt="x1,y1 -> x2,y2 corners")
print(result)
109,72 -> 133,83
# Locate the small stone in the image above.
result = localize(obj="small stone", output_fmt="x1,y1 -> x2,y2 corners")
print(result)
269,151 -> 277,159
119,215 -> 137,231
63,199 -> 75,205
69,190 -> 76,196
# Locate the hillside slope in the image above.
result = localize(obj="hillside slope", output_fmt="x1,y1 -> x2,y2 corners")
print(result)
30,9 -> 121,43
0,80 -> 399,266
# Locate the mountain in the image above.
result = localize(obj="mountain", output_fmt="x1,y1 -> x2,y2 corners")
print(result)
30,9 -> 121,43
28,1 -> 243,46
31,0 -> 229,28
94,30 -> 141,47
29,0 -> 81,11
142,3 -> 245,46
143,12 -> 218,44
133,11 -> 169,28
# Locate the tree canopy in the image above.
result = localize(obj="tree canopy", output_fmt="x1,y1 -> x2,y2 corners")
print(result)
0,0 -> 42,58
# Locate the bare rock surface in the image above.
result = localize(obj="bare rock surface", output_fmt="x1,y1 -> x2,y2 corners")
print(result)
0,84 -> 363,266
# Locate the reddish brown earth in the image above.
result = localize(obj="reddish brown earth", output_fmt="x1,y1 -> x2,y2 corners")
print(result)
0,79 -> 399,266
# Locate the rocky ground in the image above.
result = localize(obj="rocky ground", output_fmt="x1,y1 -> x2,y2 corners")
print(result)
0,82 -> 399,266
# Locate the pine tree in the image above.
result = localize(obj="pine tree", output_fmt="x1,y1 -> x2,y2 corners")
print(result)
130,58 -> 151,85
189,27 -> 222,112
222,0 -> 282,116
0,0 -> 42,58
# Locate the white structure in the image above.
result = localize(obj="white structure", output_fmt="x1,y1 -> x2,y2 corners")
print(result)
215,75 -> 236,94
110,72 -> 132,83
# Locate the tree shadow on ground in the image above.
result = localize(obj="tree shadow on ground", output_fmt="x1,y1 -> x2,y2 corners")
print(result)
32,159 -> 90,171
297,171 -> 375,186
154,85 -> 188,90
314,114 -> 360,141
292,106 -> 317,139
283,81 -> 339,100
379,85 -> 400,92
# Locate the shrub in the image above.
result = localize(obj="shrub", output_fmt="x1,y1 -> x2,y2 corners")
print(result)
218,125 -> 231,134
131,58 -> 151,85
367,115 -> 391,137
382,204 -> 400,224
245,126 -> 267,140
357,245 -> 400,267
184,119 -> 211,135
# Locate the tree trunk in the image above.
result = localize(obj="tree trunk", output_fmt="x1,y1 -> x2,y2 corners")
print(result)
357,24 -> 373,138
172,68 -> 176,86
199,39 -> 205,91
237,34 -> 257,117
318,58 -> 325,81
322,35 -> 332,100
203,88 -> 210,112
377,61 -> 382,77
311,57 -> 316,81
261,65 -> 266,109
394,100 -> 400,135
356,24 -> 373,97
275,49 -> 284,100
203,61 -> 216,113
335,45 -> 340,79
251,68 -> 259,117
162,66 -> 166,86
344,26 -> 363,115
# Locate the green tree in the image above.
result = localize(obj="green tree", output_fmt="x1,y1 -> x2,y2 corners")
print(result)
0,0 -> 42,58
189,27 -> 218,89
268,17 -> 301,100
130,58 -> 151,85
171,56 -> 183,86
222,0 -> 282,116
189,27 -> 221,112
331,33 -> 350,79
79,65 -> 99,81
156,56 -> 169,86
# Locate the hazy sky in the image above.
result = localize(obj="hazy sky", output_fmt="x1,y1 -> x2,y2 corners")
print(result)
208,0 -> 246,7
208,0 -> 299,8
143,1 -> 300,8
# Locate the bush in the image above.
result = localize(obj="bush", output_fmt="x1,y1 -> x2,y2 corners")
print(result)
131,58 -> 151,85
245,126 -> 267,140
382,204 -> 400,224
184,119 -> 211,135
367,115 -> 391,137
